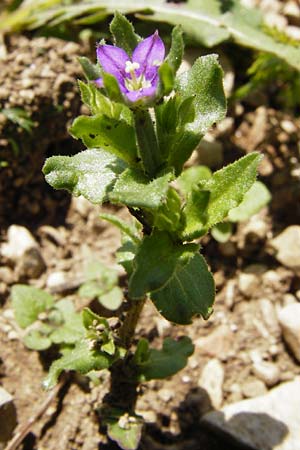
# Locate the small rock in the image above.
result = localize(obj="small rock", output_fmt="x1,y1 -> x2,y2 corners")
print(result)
259,298 -> 281,338
277,303 -> 300,361
218,242 -> 237,257
252,361 -> 280,387
158,389 -> 174,403
282,293 -> 297,307
241,379 -> 267,398
0,387 -> 17,442
243,216 -> 268,241
280,119 -> 297,134
201,378 -> 300,450
0,267 -> 14,285
153,316 -> 172,337
269,226 -> 300,270
71,196 -> 92,218
238,273 -> 259,298
46,271 -> 68,289
1,225 -> 38,261
286,25 -> 300,41
16,247 -> 46,279
195,325 -> 235,359
198,359 -> 224,409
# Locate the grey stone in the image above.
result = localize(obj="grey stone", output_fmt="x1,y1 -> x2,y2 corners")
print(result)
202,378 -> 300,450
198,359 -> 224,409
16,247 -> 46,279
270,226 -> 300,270
0,387 -> 17,442
277,303 -> 300,362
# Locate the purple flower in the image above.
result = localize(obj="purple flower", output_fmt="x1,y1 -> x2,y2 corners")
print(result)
95,31 -> 165,103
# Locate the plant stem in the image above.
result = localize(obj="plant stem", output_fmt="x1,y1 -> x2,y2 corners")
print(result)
119,298 -> 146,349
134,109 -> 163,179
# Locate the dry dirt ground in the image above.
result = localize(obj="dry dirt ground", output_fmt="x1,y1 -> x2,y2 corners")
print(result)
1,10 -> 300,450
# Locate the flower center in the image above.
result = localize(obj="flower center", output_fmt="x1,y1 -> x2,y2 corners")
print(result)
124,60 -> 151,92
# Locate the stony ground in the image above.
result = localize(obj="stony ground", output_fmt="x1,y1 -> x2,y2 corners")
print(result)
1,2 -> 300,450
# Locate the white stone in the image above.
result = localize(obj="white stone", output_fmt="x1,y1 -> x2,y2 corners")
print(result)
46,271 -> 67,289
201,378 -> 300,450
270,226 -> 300,270
241,379 -> 267,398
252,361 -> 280,387
259,298 -> 281,338
238,273 -> 259,298
198,359 -> 224,409
1,225 -> 38,261
0,387 -> 17,442
277,303 -> 300,361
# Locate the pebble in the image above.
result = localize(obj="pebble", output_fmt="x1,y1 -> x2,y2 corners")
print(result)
238,273 -> 259,298
201,378 -> 300,450
158,389 -> 174,403
16,247 -> 46,279
153,316 -> 172,337
252,361 -> 280,387
241,379 -> 267,398
269,226 -> 300,270
0,387 -> 17,442
282,293 -> 297,307
259,298 -> 281,338
46,271 -> 68,290
277,303 -> 300,362
1,225 -> 38,261
198,359 -> 224,409
0,267 -> 14,285
243,216 -> 268,241
195,325 -> 235,359
71,196 -> 92,218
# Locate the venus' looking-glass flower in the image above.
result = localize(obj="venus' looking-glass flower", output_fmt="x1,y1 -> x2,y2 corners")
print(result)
95,31 -> 165,103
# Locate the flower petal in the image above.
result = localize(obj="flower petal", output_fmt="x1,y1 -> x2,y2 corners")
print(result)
132,31 -> 165,78
125,84 -> 157,103
96,44 -> 129,83
94,77 -> 104,88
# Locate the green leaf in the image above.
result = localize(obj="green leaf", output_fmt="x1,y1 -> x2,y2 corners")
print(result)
106,410 -> 143,450
151,253 -> 215,324
50,299 -> 84,345
70,115 -> 138,165
181,189 -> 210,240
43,149 -> 126,204
176,54 -> 226,136
116,237 -> 138,276
102,72 -> 123,103
24,325 -> 53,351
11,285 -> 54,329
100,286 -> 123,311
110,12 -> 140,55
136,336 -> 194,381
110,168 -> 172,209
82,307 -> 109,330
177,165 -> 212,196
128,230 -> 198,299
153,187 -> 183,233
211,222 -> 233,243
201,153 -> 263,229
228,181 -> 271,222
43,340 -> 113,390
165,25 -> 184,73
78,56 -> 101,81
6,1 -> 300,72
158,61 -> 175,95
99,213 -> 141,244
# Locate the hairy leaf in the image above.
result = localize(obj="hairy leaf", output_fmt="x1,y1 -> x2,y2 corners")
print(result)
129,231 -> 198,299
151,253 -> 215,324
70,115 -> 138,164
43,149 -> 126,204
11,285 -> 54,329
110,168 -> 172,209
228,181 -> 271,222
44,340 -> 113,390
135,336 -> 194,380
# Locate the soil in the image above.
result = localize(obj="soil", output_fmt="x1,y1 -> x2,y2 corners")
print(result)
1,6 -> 300,450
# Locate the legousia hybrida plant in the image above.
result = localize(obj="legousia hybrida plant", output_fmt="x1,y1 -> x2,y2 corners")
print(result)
39,13 -> 261,449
